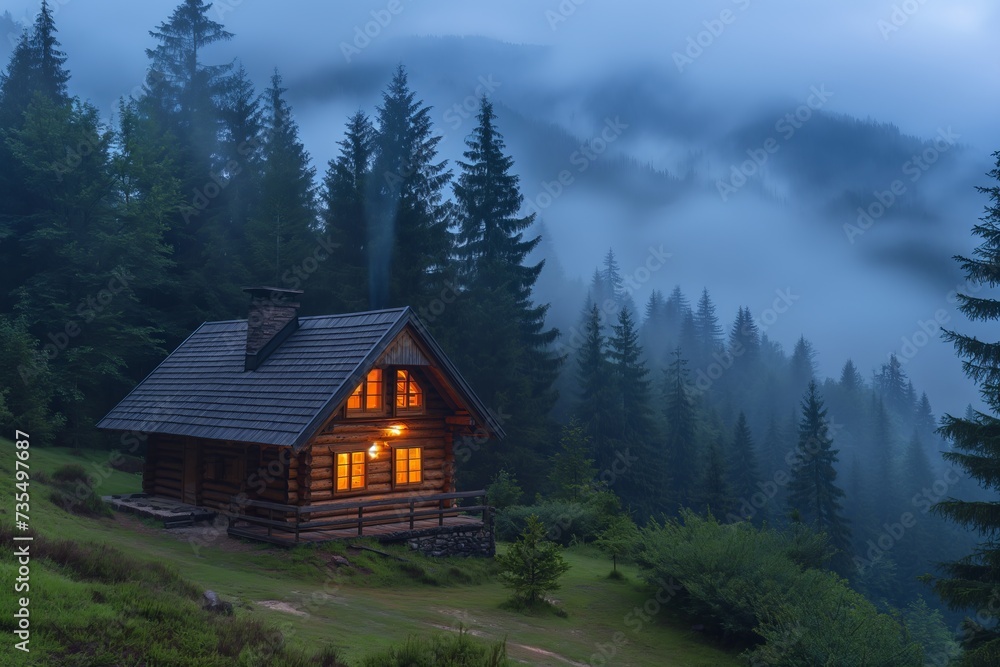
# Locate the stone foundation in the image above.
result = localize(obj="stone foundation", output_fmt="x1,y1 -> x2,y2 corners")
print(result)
406,524 -> 495,558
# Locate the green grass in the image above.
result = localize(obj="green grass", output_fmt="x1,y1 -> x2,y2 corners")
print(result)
0,445 -> 742,666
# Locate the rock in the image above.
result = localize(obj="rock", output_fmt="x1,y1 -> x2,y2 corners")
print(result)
330,555 -> 350,567
202,590 -> 233,615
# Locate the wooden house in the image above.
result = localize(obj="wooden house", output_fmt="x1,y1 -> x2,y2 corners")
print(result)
97,287 -> 503,550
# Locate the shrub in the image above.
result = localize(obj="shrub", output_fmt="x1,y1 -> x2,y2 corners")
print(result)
495,490 -> 619,546
48,463 -> 112,517
360,629 -> 508,667
486,469 -> 522,510
634,511 -> 924,665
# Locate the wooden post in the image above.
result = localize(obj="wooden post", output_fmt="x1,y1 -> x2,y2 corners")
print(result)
439,498 -> 445,526
409,499 -> 415,530
357,506 -> 364,536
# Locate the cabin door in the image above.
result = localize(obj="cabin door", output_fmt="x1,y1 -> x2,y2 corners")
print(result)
182,440 -> 199,505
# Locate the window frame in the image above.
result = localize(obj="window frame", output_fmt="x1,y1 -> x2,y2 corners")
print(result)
345,368 -> 386,417
392,446 -> 423,488
394,368 -> 425,415
335,450 -> 367,493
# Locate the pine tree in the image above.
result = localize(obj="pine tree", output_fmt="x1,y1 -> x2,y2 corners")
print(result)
319,110 -> 375,311
576,304 -> 619,474
932,149 -> 1000,662
874,353 -> 910,417
788,335 -> 817,400
0,0 -> 71,310
696,439 -> 732,518
548,420 -> 597,501
728,411 -> 761,519
664,348 -> 699,510
367,65 -> 452,309
140,0 -> 237,325
215,62 -> 263,287
693,288 -> 723,368
787,381 -> 851,561
839,359 -> 864,395
609,307 -> 660,517
869,395 -> 896,525
246,70 -> 316,286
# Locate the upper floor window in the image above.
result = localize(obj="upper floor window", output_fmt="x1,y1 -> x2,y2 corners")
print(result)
346,369 -> 383,415
395,369 -> 423,412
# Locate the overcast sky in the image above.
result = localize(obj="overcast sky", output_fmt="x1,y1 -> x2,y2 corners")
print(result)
5,0 -> 1000,417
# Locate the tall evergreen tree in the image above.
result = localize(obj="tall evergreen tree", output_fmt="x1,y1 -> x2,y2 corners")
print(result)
319,110 -> 375,311
367,65 -> 452,309
693,288 -> 723,367
787,381 -> 851,561
576,304 -> 618,474
449,96 -> 559,491
0,0 -> 71,310
245,70 -> 316,286
728,411 -> 761,520
932,148 -> 1000,664
664,348 -> 699,510
696,439 -> 732,518
608,306 -> 660,517
140,0 -> 237,326
215,62 -> 263,286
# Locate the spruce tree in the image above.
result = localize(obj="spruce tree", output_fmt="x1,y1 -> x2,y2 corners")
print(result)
246,70 -> 316,287
448,96 -> 559,492
932,148 -> 1000,663
576,304 -> 619,474
787,381 -> 851,561
141,0 -> 237,325
696,439 -> 733,518
319,110 -> 375,311
368,65 -> 452,309
0,0 -> 71,310
693,288 -> 723,368
728,411 -> 761,521
609,307 -> 660,517
664,348 -> 699,510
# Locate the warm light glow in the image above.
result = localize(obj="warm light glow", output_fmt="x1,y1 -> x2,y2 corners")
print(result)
368,442 -> 380,459
386,424 -> 405,437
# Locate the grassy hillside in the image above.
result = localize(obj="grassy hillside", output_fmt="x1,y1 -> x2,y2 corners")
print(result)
0,444 -> 741,666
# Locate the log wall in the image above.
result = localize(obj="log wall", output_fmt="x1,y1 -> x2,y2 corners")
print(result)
300,417 -> 456,517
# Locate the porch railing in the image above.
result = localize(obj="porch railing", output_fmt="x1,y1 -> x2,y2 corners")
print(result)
227,490 -> 489,544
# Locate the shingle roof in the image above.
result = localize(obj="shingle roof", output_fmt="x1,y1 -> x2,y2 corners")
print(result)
97,307 -> 503,448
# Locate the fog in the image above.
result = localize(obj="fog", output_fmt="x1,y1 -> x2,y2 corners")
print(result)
5,0 -> 998,416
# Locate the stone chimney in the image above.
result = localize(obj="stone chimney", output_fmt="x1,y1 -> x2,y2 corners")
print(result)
243,287 -> 303,371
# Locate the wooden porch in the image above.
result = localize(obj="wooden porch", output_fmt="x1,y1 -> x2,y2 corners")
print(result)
226,490 -> 493,547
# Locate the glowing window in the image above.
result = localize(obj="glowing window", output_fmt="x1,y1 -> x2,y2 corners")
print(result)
394,447 -> 422,486
347,369 -> 383,414
336,451 -> 366,491
395,370 -> 423,411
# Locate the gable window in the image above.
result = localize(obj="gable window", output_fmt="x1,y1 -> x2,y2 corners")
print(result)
336,451 -> 366,492
395,369 -> 424,412
346,369 -> 383,415
394,447 -> 422,487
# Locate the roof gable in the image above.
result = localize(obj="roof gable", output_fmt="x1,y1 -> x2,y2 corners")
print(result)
97,307 -> 503,448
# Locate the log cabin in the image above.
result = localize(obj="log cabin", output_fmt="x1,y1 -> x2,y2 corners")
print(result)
97,287 -> 503,551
